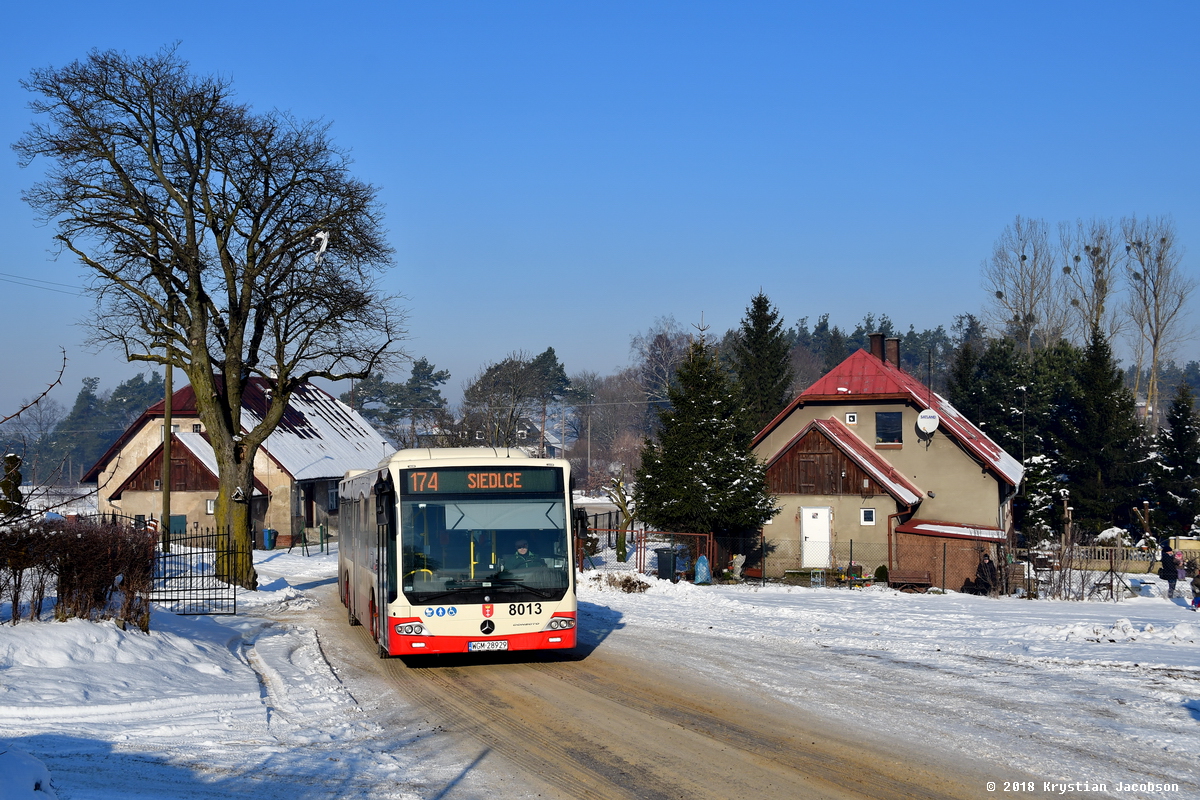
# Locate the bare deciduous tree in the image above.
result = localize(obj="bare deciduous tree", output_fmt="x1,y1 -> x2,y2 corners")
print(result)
630,316 -> 691,429
1122,216 -> 1195,429
983,216 -> 1070,353
565,368 -> 646,489
1059,218 -> 1126,344
15,48 -> 404,588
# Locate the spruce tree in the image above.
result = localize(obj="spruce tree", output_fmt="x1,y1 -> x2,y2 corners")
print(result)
946,338 -> 983,421
634,340 -> 778,546
822,327 -> 848,375
1057,326 -> 1145,536
731,292 -> 794,434
1154,382 -> 1200,535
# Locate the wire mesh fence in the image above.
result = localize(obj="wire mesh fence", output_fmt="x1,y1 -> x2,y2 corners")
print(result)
577,528 -> 716,581
569,518 -> 1189,600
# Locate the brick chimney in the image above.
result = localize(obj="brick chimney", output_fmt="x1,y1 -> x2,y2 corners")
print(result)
884,337 -> 900,369
868,332 -> 885,362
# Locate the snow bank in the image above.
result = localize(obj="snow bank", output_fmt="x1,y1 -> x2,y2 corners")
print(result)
0,746 -> 57,800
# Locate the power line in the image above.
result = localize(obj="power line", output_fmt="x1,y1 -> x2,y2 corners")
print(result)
0,271 -> 83,296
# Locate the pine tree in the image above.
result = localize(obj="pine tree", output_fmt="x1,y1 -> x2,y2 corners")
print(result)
400,358 -> 451,446
730,292 -> 794,434
1154,382 -> 1200,535
50,377 -> 106,483
104,372 -> 165,430
341,358 -> 451,448
634,340 -> 777,545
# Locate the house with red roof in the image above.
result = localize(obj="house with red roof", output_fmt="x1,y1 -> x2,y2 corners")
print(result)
83,380 -> 391,546
752,334 -> 1023,588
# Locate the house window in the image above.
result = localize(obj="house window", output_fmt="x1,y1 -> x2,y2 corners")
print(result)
153,479 -> 161,490
193,423 -> 202,433
845,412 -> 857,425
206,499 -> 215,515
860,508 -> 876,526
327,482 -> 339,512
875,412 -> 903,445
160,423 -> 180,442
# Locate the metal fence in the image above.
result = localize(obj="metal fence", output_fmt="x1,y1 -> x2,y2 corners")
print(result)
764,537 -> 1007,592
149,529 -> 238,615
577,528 -> 716,579
574,521 -> 1191,601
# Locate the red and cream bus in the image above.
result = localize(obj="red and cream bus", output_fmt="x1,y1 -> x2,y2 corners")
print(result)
339,448 -> 580,656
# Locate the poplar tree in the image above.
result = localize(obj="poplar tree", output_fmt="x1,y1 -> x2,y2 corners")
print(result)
634,340 -> 777,548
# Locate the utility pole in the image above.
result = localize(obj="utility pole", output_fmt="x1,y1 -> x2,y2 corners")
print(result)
161,298 -> 174,552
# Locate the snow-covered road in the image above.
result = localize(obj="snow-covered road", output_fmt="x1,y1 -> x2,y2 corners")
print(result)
2,547 -> 1198,799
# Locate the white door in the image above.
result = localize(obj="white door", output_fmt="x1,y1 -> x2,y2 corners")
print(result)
800,507 -> 832,568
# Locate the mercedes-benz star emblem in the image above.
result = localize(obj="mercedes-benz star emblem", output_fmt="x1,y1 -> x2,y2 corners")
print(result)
480,620 -> 496,635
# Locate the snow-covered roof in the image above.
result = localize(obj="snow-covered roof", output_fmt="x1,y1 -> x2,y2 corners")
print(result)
174,430 -> 221,480
894,519 -> 1007,541
756,348 -> 1024,488
241,382 -> 393,481
83,379 -> 392,484
171,431 -> 264,497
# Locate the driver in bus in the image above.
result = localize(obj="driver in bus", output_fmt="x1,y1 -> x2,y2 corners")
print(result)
503,538 -> 543,570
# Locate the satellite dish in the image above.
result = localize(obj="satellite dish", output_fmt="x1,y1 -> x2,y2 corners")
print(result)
917,409 -> 941,434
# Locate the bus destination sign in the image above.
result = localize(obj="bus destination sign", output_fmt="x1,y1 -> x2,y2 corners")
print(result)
401,467 -> 560,495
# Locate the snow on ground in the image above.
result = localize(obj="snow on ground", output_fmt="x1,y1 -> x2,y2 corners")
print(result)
581,571 -> 1200,796
2,546 -> 1199,799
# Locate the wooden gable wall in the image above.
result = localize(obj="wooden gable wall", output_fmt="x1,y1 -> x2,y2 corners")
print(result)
766,428 -> 886,497
115,445 -> 219,497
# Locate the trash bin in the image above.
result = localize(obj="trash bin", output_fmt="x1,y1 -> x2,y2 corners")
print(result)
654,548 -> 676,581
263,528 -> 277,550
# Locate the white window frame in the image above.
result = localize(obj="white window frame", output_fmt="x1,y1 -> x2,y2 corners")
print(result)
860,507 -> 876,526
845,412 -> 858,425
206,499 -> 215,515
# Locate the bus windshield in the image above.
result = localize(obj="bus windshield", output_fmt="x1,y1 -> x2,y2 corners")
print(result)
400,493 -> 571,605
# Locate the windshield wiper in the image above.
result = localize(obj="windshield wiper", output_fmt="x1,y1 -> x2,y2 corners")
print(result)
493,579 -> 557,598
406,588 -> 469,603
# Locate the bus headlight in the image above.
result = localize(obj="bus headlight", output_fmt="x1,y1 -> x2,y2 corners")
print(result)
545,618 -> 576,631
395,623 -> 427,636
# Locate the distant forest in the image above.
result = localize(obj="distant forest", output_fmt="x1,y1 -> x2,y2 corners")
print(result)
4,305 -> 1200,505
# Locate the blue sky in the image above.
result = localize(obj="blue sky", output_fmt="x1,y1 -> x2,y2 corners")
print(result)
2,1 -> 1198,413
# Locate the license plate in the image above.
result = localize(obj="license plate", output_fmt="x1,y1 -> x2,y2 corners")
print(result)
468,640 -> 509,652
